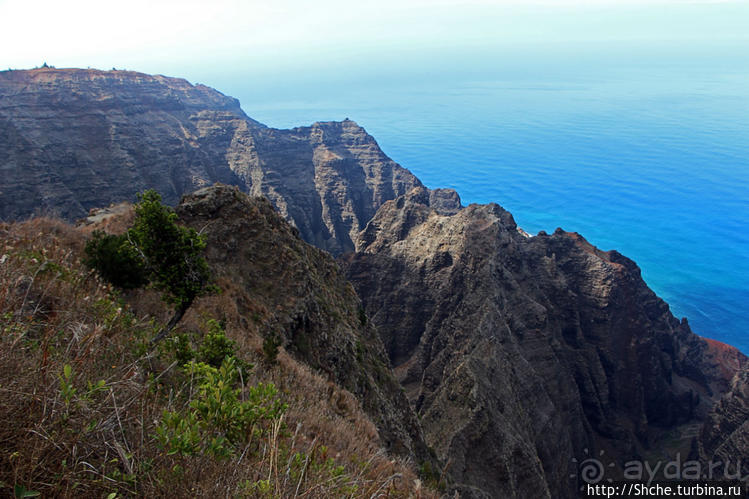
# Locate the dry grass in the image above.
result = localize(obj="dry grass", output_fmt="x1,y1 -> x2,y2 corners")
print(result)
0,218 -> 434,498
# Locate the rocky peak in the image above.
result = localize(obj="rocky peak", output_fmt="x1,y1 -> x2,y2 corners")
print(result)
341,190 -> 746,497
173,184 -> 432,462
0,68 -> 459,255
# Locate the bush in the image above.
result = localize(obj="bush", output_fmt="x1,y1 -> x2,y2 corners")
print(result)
198,319 -> 236,368
84,230 -> 148,289
262,332 -> 282,364
128,190 -> 215,311
155,357 -> 286,458
128,190 -> 217,335
164,318 -> 251,378
84,190 -> 217,338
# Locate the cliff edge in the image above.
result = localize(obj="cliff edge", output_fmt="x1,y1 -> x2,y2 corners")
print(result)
341,187 -> 746,497
0,68 -> 460,254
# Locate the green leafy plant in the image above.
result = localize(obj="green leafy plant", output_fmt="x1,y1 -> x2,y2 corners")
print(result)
127,190 -> 217,338
197,319 -> 235,368
155,357 -> 286,458
59,364 -> 77,411
13,484 -> 40,498
164,319 -> 251,378
84,190 -> 217,340
84,231 -> 148,289
171,333 -> 195,366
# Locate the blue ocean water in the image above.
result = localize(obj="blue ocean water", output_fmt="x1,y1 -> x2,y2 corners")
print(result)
206,45 -> 749,353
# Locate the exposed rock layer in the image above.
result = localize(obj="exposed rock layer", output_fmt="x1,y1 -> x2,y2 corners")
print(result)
698,367 -> 749,481
0,68 -> 458,254
341,187 -> 747,497
174,184 -> 432,461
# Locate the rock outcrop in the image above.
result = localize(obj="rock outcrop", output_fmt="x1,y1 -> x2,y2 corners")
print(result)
697,367 -> 749,481
340,187 -> 746,497
0,68 -> 455,254
172,184 -> 432,462
2,67 -> 745,498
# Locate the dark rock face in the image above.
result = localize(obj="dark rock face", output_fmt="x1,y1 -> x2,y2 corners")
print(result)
0,68 -> 453,254
340,187 -> 746,497
3,67 -> 745,498
241,119 -> 438,254
0,68 -> 251,219
173,184 -> 432,462
698,367 -> 749,480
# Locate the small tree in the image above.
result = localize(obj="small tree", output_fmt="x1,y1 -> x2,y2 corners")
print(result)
84,231 -> 148,289
262,331 -> 282,365
127,190 -> 216,342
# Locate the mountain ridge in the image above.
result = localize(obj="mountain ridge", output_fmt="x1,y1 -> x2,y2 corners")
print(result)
1,67 -> 747,497
0,67 -> 460,255
342,187 -> 746,496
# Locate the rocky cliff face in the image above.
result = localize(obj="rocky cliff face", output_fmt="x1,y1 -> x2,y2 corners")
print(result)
697,367 -> 749,481
3,67 -> 745,498
0,68 -> 453,254
172,184 -> 432,462
341,187 -> 746,497
0,68 -> 251,219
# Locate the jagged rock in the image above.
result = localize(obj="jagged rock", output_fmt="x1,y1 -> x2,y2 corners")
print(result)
0,68 -> 459,254
173,184 -> 432,462
341,188 -> 746,497
698,367 -> 749,480
2,67 -> 745,498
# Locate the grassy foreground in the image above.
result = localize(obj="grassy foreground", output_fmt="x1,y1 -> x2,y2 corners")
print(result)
0,217 -> 432,498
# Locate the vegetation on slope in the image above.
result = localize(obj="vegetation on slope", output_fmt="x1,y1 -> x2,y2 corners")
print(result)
85,190 -> 216,340
0,216 -> 432,498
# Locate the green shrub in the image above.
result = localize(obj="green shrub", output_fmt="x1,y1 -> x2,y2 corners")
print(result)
262,332 -> 282,364
128,190 -> 216,314
163,319 -> 251,378
83,190 -> 217,338
84,231 -> 148,289
155,357 -> 286,458
171,334 -> 195,366
197,319 -> 236,368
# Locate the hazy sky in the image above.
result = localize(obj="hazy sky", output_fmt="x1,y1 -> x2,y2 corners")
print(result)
2,0 -> 747,75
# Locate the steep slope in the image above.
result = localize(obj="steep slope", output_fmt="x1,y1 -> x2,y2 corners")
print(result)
76,183 -> 433,465
697,367 -> 749,480
238,119 -> 440,254
0,191 -> 437,497
340,187 -> 746,497
0,68 -> 455,254
172,184 -> 432,462
0,68 -> 251,218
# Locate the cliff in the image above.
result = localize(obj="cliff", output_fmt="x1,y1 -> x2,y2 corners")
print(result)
0,185 -> 436,497
340,187 -> 746,497
1,67 -> 746,498
0,68 -> 251,218
172,184 -> 431,461
0,68 -> 456,254
697,367 -> 749,480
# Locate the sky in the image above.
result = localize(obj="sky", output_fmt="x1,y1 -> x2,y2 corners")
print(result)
1,0 -> 748,77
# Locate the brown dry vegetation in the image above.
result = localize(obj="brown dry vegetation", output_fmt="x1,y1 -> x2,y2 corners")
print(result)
0,217 -> 434,498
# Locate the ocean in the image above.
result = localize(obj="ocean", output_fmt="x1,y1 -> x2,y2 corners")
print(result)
204,43 -> 749,353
